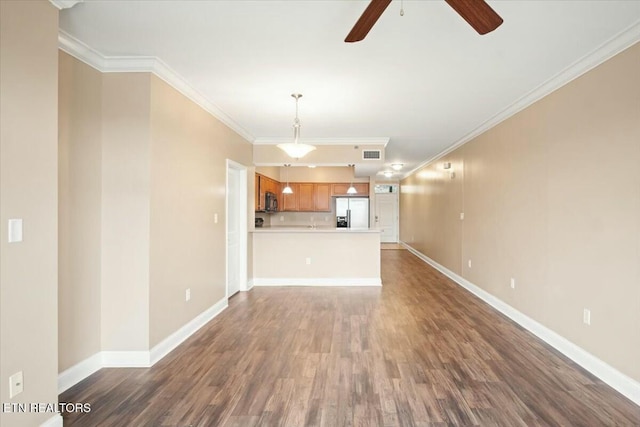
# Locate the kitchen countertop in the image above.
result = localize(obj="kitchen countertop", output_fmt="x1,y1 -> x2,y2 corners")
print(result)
251,226 -> 380,233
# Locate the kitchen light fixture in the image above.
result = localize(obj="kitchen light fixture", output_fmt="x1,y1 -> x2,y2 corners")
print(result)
277,94 -> 316,159
282,164 -> 293,194
347,164 -> 357,194
391,163 -> 404,171
383,171 -> 394,178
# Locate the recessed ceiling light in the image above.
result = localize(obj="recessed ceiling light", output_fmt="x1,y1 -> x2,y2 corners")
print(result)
308,165 -> 316,168
391,163 -> 403,171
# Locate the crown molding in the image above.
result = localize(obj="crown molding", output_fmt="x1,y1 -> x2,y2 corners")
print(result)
402,19 -> 640,180
254,137 -> 390,146
49,0 -> 82,10
58,30 -> 255,142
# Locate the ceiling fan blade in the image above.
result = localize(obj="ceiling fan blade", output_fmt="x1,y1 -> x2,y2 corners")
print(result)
345,0 -> 392,43
444,0 -> 503,35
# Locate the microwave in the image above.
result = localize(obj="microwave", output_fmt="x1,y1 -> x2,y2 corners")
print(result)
265,192 -> 278,212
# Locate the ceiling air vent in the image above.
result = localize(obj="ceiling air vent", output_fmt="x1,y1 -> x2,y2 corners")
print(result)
362,150 -> 381,160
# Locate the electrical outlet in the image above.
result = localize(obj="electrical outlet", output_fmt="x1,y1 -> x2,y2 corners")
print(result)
9,371 -> 23,398
305,257 -> 311,265
583,308 -> 591,325
280,216 -> 284,222
468,259 -> 472,268
185,288 -> 191,302
8,219 -> 23,243
510,278 -> 515,289
460,212 -> 465,220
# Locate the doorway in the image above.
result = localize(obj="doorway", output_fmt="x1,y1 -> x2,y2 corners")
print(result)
375,192 -> 399,243
226,160 -> 247,298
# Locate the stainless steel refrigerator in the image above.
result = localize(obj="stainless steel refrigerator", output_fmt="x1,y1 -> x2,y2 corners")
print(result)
336,197 -> 369,229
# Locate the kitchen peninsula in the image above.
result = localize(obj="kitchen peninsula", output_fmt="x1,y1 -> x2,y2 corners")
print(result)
251,226 -> 381,287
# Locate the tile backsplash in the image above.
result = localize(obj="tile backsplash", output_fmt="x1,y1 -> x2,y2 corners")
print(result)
255,210 -> 336,228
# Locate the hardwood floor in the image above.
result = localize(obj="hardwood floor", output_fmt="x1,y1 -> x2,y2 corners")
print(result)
61,250 -> 640,426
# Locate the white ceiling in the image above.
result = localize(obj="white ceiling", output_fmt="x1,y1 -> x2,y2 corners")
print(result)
59,1 -> 640,177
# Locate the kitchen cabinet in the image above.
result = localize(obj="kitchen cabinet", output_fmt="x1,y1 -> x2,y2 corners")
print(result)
282,183 -> 331,212
332,183 -> 369,196
314,183 -> 331,212
281,183 -> 298,211
256,173 -> 368,212
255,176 -> 260,211
297,183 -> 315,211
255,173 -> 281,212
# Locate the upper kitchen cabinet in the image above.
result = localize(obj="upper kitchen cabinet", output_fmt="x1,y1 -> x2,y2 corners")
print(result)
314,183 -> 331,212
297,183 -> 315,211
281,182 -> 331,212
332,183 -> 369,196
255,173 -> 280,212
281,183 -> 299,211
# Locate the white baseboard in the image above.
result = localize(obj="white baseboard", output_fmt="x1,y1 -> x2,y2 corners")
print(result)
245,279 -> 255,291
252,277 -> 382,287
40,413 -> 63,427
58,297 -> 228,394
149,297 -> 228,365
58,352 -> 102,394
401,241 -> 640,406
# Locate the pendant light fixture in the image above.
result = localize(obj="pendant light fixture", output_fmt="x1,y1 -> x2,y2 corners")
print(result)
277,94 -> 316,159
347,164 -> 357,194
282,164 -> 293,194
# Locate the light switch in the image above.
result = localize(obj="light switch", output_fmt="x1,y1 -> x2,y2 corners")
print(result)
9,371 -> 23,398
214,213 -> 218,224
8,219 -> 23,243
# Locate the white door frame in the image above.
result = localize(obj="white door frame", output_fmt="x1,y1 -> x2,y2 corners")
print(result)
225,159 -> 248,298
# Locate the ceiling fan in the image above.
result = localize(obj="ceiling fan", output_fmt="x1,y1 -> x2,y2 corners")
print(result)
345,0 -> 503,43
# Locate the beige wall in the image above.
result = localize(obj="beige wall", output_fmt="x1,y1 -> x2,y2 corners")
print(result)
101,73 -> 152,351
59,51 -> 103,370
149,75 -> 252,347
400,43 -> 640,382
58,52 -> 254,365
280,166 -> 370,183
255,166 -> 280,181
0,1 -> 60,426
254,144 -> 385,166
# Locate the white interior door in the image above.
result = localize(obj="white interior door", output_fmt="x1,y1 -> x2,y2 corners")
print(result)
375,193 -> 398,243
226,163 -> 245,297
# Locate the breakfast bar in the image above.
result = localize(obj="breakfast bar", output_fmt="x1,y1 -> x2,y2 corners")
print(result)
251,227 -> 381,287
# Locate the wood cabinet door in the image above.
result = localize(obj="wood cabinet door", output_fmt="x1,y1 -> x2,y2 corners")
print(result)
255,174 -> 261,211
331,183 -> 350,196
297,183 -> 315,211
354,183 -> 369,195
281,183 -> 298,211
314,183 -> 331,212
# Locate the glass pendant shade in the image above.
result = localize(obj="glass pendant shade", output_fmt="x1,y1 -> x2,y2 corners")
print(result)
347,185 -> 357,194
277,142 -> 316,159
282,185 -> 293,194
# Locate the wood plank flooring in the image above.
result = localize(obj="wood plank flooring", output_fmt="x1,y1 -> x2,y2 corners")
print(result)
60,250 -> 640,426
